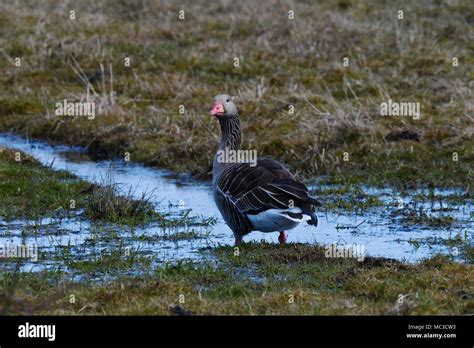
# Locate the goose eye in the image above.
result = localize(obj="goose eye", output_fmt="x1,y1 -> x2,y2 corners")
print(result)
226,99 -> 230,103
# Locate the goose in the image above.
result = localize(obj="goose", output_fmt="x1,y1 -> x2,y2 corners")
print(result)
210,94 -> 320,246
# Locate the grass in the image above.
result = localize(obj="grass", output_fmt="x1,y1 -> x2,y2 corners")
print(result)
407,231 -> 473,256
315,184 -> 384,211
0,0 -> 472,189
84,170 -> 156,224
159,228 -> 210,242
461,243 -> 474,264
0,147 -> 166,225
0,147 -> 92,220
392,205 -> 456,228
1,242 -> 472,315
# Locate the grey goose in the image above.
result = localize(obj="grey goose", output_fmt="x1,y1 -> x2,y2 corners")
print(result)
210,94 -> 320,246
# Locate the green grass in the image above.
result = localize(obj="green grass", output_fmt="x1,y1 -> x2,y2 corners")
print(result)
0,0 -> 472,189
315,184 -> 384,211
83,171 -> 156,224
0,147 -> 173,225
0,147 -> 92,220
1,242 -> 472,315
392,206 -> 456,228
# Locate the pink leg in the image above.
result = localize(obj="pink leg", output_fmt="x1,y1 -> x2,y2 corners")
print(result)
234,235 -> 243,246
278,231 -> 287,244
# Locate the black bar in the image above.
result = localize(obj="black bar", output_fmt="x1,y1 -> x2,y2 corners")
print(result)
0,315 -> 472,346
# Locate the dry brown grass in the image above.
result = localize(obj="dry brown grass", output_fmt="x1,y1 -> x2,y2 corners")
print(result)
0,0 -> 472,187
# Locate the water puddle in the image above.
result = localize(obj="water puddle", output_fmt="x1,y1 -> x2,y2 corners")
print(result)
0,133 -> 472,274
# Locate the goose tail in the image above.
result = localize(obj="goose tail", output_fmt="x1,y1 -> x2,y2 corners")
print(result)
302,197 -> 321,227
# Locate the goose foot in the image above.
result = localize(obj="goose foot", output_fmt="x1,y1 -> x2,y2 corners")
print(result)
278,231 -> 287,244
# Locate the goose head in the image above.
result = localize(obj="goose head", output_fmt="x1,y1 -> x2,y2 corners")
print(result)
210,94 -> 237,118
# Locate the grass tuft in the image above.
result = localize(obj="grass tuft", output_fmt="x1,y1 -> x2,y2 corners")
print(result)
84,170 -> 155,223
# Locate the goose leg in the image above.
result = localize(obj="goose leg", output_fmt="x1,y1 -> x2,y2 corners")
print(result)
234,235 -> 243,246
278,231 -> 287,244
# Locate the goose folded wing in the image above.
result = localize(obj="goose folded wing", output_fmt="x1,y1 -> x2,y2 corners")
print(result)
217,158 -> 294,197
232,179 -> 311,214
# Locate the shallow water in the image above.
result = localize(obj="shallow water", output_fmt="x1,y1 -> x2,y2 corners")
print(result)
0,133 -> 472,273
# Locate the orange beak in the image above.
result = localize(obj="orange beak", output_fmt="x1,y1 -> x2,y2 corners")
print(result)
210,101 -> 224,116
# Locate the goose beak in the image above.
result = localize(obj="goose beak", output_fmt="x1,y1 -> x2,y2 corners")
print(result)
210,101 -> 224,116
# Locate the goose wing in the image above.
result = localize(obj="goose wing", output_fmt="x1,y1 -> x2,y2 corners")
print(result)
217,158 -> 313,214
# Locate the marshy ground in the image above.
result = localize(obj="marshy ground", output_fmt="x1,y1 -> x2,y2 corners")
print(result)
0,142 -> 472,315
0,0 -> 473,315
3,243 -> 473,315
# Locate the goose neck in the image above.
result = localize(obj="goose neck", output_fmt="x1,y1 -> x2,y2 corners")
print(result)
218,114 -> 241,151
